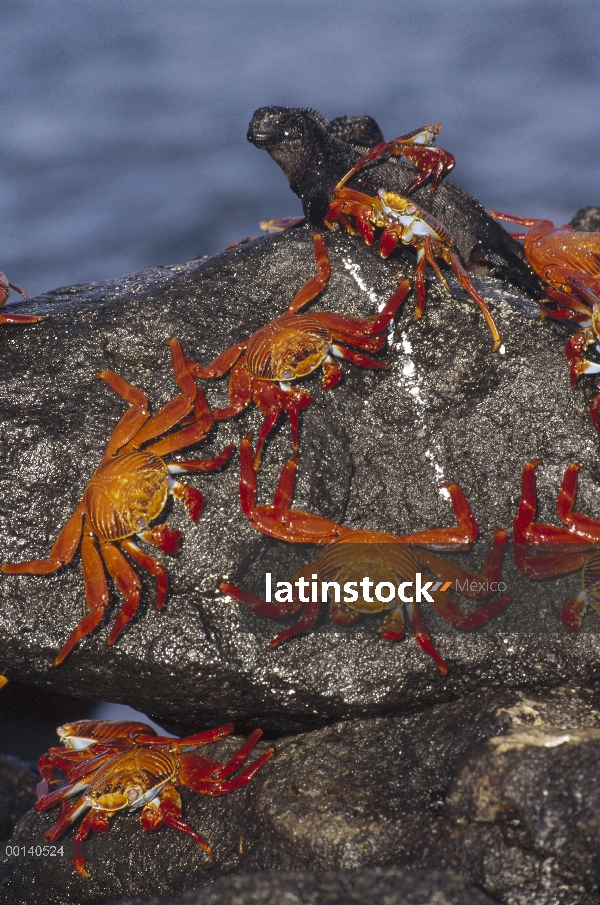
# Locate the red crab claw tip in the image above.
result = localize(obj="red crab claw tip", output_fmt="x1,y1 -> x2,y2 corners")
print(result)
380,630 -> 404,641
74,858 -> 91,878
145,525 -> 182,554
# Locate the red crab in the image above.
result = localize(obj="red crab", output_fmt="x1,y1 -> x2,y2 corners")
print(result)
220,434 -> 510,673
0,272 -> 44,325
35,722 -> 273,877
491,211 -> 600,386
336,123 -> 455,197
513,458 -> 600,631
170,232 -> 410,466
1,344 -> 234,665
325,174 -> 501,351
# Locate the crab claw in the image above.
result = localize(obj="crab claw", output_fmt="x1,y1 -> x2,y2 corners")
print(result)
140,525 -> 182,554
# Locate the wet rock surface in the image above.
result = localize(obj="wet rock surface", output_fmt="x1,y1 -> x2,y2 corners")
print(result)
1,225 -> 600,735
108,867 -> 497,905
0,755 -> 36,842
3,686 -> 599,904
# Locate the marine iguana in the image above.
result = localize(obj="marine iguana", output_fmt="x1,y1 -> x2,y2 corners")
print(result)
248,106 -> 541,294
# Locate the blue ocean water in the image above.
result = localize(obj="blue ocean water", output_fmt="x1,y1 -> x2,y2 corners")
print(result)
1,0 -> 599,298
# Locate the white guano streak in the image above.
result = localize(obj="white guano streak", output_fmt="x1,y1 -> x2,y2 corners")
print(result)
395,333 -> 449,500
342,258 -> 382,310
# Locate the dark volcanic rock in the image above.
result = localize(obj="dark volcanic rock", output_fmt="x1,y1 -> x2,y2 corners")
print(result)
1,226 -> 600,733
240,686 -> 600,904
3,687 -> 597,904
109,867 -> 497,905
246,106 -> 538,291
570,206 -> 600,232
0,755 -> 36,842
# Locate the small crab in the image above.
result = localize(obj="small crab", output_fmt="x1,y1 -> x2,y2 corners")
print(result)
35,725 -> 274,877
1,344 -> 234,665
221,434 -> 510,674
491,211 -> 600,386
335,123 -> 455,197
170,232 -> 410,466
513,458 -> 600,632
325,175 -> 501,351
0,272 -> 44,325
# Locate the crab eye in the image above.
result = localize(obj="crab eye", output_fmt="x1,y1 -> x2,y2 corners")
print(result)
128,787 -> 141,801
282,368 -> 292,380
135,517 -> 147,529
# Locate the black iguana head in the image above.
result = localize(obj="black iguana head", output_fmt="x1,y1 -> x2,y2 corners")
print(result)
247,106 -> 361,223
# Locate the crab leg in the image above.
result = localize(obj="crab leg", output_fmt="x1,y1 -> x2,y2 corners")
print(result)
562,555 -> 600,631
402,483 -> 478,550
447,251 -> 502,352
315,279 -> 411,342
166,724 -> 235,752
515,460 -> 556,545
120,539 -> 169,610
36,777 -> 94,812
127,391 -> 197,450
54,530 -> 109,665
2,504 -> 85,575
0,310 -> 44,324
515,460 -> 600,545
141,786 -> 214,858
166,445 -> 235,473
556,463 -> 600,540
330,344 -> 391,369
265,598 -> 322,647
181,341 -> 246,380
239,434 -> 344,543
252,383 -> 312,466
210,728 -> 264,780
284,232 -> 330,314
94,372 -> 151,458
406,602 -> 448,675
177,746 -> 274,795
219,581 -> 304,619
38,747 -> 104,787
428,591 -> 511,630
516,548 -> 591,580
417,528 -> 508,599
223,556 -> 329,644
44,797 -> 91,848
72,809 -> 111,878
146,420 -> 216,457
100,542 -> 142,644
379,605 -> 404,640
